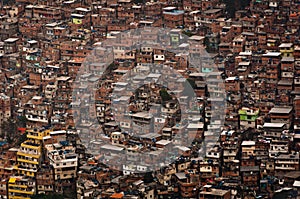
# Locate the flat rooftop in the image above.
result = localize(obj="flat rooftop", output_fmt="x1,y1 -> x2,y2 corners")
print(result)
269,107 -> 293,114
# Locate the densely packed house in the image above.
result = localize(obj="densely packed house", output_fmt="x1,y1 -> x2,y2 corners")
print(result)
0,0 -> 300,198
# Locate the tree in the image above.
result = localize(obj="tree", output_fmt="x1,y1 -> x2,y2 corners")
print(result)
224,0 -> 236,18
223,0 -> 251,18
133,0 -> 144,3
1,118 -> 17,144
1,116 -> 27,145
16,133 -> 27,146
182,30 -> 194,37
204,36 -> 212,53
143,172 -> 154,183
186,78 -> 196,89
160,89 -> 172,101
31,193 -> 64,199
16,116 -> 27,128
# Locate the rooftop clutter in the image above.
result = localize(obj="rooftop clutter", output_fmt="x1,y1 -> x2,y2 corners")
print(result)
0,0 -> 299,198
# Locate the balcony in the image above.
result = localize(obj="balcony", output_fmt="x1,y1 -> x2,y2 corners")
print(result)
26,116 -> 48,124
200,168 -> 212,172
275,166 -> 295,170
17,158 -> 39,165
276,161 -> 299,164
8,188 -> 34,195
27,132 -> 45,140
200,173 -> 215,178
223,151 -> 237,156
21,143 -> 41,150
17,151 -> 40,159
179,181 -> 198,187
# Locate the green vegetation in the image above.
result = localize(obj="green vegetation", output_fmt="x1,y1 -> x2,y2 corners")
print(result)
182,30 -> 194,37
133,0 -> 144,3
16,133 -> 27,146
31,193 -> 64,199
223,0 -> 236,18
223,0 -> 251,18
160,89 -> 172,101
31,191 -> 76,199
186,78 -> 196,89
17,116 -> 27,128
143,172 -> 154,183
1,118 -> 17,144
0,116 -> 27,145
204,37 -> 212,53
2,0 -> 15,5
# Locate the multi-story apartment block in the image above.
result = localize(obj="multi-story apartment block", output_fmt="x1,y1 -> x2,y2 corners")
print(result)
275,153 -> 300,174
175,169 -> 200,198
8,176 -> 36,199
1,0 -> 300,198
0,17 -> 18,41
239,107 -> 260,129
24,96 -> 51,129
0,93 -> 10,127
46,143 -> 78,180
163,7 -> 184,28
263,122 -> 287,140
279,43 -> 294,57
268,106 -> 293,128
46,140 -> 78,195
199,185 -> 231,199
17,128 -> 51,177
36,165 -> 55,194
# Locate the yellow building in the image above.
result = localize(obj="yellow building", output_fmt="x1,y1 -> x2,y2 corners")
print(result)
16,128 -> 51,177
71,13 -> 84,24
279,43 -> 294,57
8,176 -> 35,199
